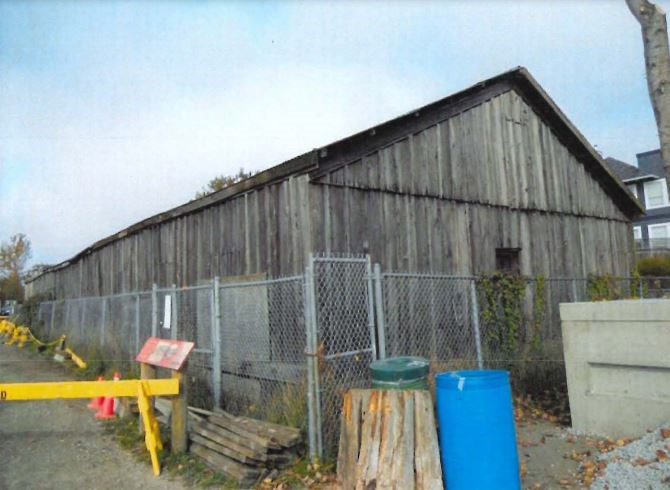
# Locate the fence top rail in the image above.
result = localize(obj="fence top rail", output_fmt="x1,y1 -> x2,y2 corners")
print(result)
312,256 -> 368,264
382,272 -> 476,280
156,283 -> 211,293
219,274 -> 304,289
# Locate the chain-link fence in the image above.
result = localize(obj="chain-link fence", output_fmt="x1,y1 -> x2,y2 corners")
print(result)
380,272 -> 481,373
28,256 -> 668,460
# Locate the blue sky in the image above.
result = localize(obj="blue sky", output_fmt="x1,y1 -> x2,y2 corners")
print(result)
0,0 -> 665,266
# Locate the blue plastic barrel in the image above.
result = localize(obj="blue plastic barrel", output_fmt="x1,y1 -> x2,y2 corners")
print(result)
435,370 -> 520,490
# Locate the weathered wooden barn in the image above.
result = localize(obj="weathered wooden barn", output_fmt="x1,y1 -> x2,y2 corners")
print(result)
27,67 -> 643,299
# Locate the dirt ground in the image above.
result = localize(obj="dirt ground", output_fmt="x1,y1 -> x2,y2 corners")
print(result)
518,416 -> 593,489
1,341 -> 601,490
0,343 -> 187,490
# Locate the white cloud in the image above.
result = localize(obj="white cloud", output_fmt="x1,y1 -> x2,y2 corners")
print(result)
1,0 -> 667,265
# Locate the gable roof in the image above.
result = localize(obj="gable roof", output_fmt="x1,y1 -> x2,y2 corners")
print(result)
605,157 -> 653,182
29,66 -> 643,282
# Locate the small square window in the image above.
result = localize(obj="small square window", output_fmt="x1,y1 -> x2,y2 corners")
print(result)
496,248 -> 521,274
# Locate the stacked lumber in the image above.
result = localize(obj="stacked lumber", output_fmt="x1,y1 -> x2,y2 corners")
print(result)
187,406 -> 302,486
337,389 -> 444,490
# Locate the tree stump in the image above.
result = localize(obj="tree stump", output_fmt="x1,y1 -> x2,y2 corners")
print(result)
337,389 -> 443,490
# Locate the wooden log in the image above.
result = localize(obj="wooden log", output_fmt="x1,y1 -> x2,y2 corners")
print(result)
191,421 -> 267,461
190,441 -> 260,485
414,391 -> 443,489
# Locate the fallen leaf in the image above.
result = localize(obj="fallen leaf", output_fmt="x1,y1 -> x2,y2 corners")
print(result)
661,428 -> 670,439
657,449 -> 669,461
633,458 -> 650,466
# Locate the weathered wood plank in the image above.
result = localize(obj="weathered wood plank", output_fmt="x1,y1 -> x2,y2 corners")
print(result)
414,391 -> 443,489
190,441 -> 261,484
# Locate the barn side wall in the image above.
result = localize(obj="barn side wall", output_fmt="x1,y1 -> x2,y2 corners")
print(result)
29,175 -> 312,299
309,89 -> 633,276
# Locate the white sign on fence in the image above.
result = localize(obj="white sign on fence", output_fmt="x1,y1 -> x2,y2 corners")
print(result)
163,295 -> 172,330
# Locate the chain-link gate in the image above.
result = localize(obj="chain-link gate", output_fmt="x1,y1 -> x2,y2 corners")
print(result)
305,254 -> 377,457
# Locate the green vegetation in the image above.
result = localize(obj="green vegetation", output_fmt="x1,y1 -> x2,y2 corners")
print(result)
637,254 -> 670,277
265,380 -> 308,433
195,168 -> 255,199
478,272 -> 527,359
586,273 -> 620,301
0,233 -> 31,302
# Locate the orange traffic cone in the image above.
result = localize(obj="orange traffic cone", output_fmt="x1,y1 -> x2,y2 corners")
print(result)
95,372 -> 121,419
87,376 -> 105,409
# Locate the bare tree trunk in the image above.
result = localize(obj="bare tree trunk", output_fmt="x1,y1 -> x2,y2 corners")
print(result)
627,0 -> 670,189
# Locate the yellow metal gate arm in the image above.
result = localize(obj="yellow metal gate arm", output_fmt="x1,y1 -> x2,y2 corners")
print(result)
0,379 -> 179,401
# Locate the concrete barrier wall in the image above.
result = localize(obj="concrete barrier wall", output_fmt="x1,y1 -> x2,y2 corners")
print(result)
560,300 -> 670,438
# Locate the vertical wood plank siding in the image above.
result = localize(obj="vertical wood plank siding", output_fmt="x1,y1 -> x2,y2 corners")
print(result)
29,87 -> 634,299
32,176 -> 311,298
309,90 -> 632,277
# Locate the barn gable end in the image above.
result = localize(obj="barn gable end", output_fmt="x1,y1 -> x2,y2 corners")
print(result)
308,86 -> 633,276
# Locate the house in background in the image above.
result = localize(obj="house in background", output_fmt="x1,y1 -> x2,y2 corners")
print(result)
607,149 -> 670,254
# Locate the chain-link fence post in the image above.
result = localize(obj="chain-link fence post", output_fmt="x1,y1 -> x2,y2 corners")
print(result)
65,300 -> 71,333
171,283 -> 178,340
100,297 -> 107,349
211,276 -> 222,408
373,263 -> 386,360
365,255 -> 378,361
303,265 -> 318,461
50,301 -> 56,337
469,279 -> 483,369
151,284 -> 158,337
134,293 -> 141,355
80,298 -> 87,340
571,278 -> 579,302
639,280 -> 644,299
305,254 -> 323,459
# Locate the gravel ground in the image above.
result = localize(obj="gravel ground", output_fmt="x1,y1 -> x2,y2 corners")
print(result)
0,343 -> 187,490
589,425 -> 670,490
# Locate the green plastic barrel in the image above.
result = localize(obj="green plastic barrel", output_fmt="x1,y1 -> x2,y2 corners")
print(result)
370,356 -> 430,390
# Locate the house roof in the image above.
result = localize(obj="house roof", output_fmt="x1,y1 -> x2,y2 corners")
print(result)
605,157 -> 655,182
28,66 -> 644,282
636,149 -> 665,177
